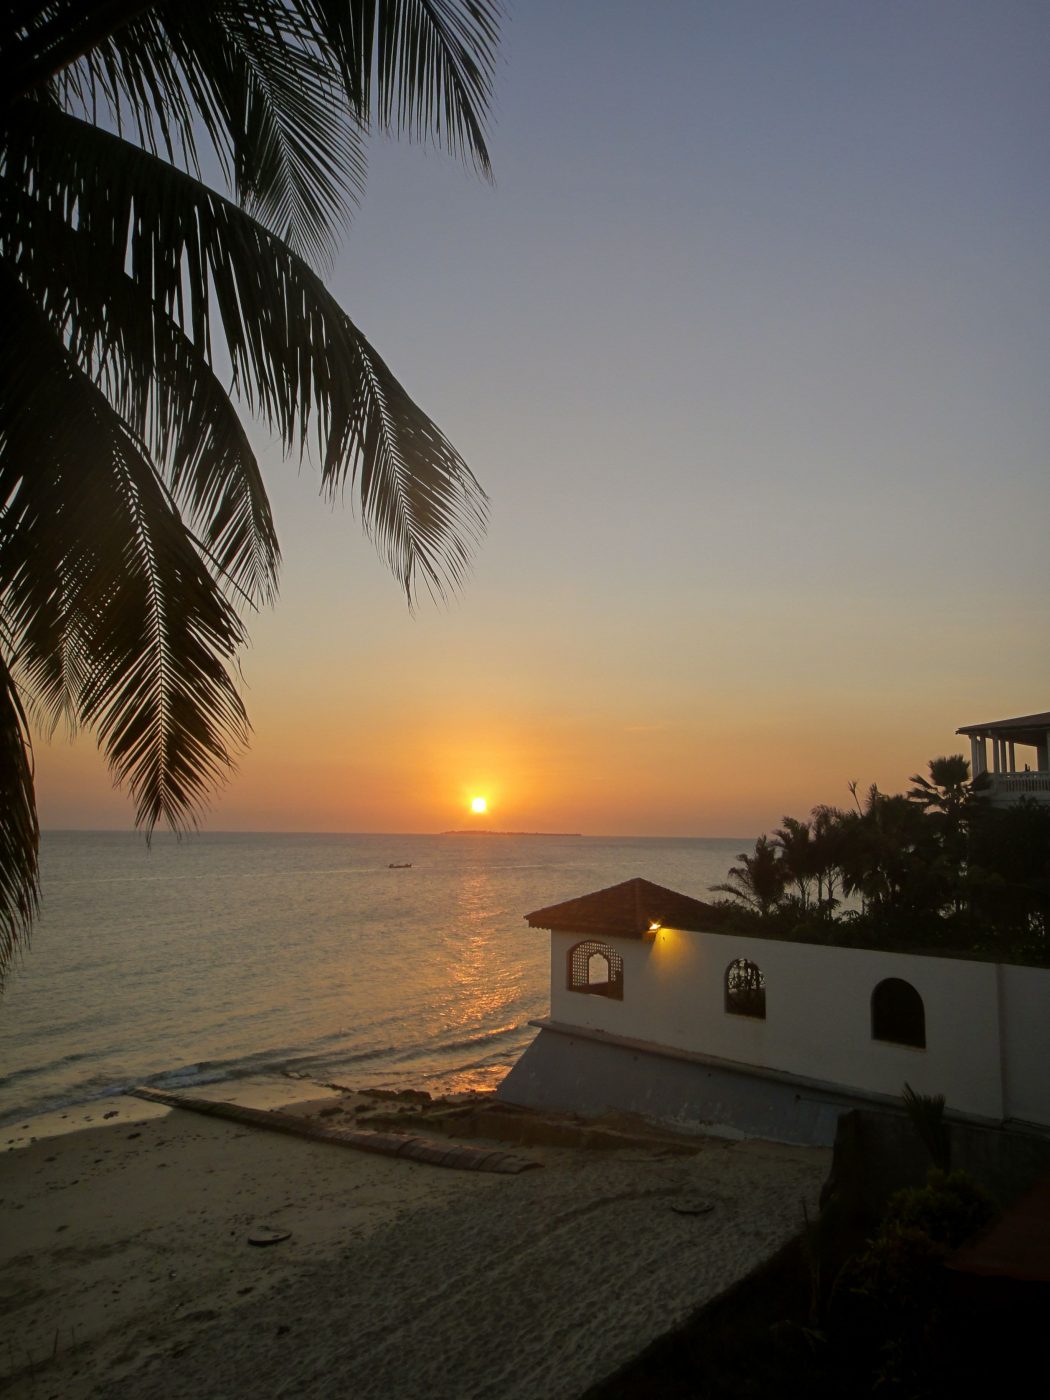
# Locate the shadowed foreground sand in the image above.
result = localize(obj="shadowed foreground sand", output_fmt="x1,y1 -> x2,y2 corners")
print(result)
2,1091 -> 829,1400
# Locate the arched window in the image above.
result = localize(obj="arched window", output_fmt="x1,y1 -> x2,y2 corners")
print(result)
567,941 -> 624,1000
725,958 -> 765,1019
871,978 -> 926,1048
587,950 -> 610,985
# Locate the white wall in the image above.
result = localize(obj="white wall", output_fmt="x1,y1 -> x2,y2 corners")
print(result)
1000,963 -> 1050,1125
548,927 -> 1048,1123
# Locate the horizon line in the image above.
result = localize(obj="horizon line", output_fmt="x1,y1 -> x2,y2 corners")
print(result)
39,827 -> 756,842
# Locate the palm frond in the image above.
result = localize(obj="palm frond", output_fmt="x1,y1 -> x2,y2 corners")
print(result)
308,0 -> 499,175
902,1081 -> 950,1171
2,181 -> 281,606
0,646 -> 39,990
5,3 -> 498,261
4,101 -> 488,602
221,5 -> 367,261
1,270 -> 249,831
0,2 -> 151,100
54,1 -> 367,267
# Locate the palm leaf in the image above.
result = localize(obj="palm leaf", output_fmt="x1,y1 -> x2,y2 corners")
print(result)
1,270 -> 249,831
308,0 -> 498,174
4,100 -> 488,602
0,647 -> 39,989
902,1082 -> 951,1171
5,3 -> 497,261
2,181 -> 280,606
49,1 -> 367,266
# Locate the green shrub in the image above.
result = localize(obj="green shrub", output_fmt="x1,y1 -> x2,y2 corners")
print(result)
827,1171 -> 996,1395
881,1170 -> 994,1250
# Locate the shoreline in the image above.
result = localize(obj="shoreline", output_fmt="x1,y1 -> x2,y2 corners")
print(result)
1,1073 -> 346,1153
3,1085 -> 830,1400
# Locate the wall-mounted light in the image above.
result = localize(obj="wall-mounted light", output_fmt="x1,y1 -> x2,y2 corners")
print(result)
645,919 -> 662,942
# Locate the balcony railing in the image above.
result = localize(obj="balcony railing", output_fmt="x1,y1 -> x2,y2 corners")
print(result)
985,771 -> 1050,802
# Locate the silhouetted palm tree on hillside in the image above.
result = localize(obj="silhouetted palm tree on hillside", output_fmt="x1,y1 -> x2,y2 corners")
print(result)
907,754 -> 990,915
907,754 -> 986,824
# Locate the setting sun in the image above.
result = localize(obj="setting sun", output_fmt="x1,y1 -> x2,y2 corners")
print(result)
470,796 -> 487,814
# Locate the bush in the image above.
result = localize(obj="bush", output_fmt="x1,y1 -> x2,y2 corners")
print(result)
881,1170 -> 994,1250
828,1171 -> 995,1395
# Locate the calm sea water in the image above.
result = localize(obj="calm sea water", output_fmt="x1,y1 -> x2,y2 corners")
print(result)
0,831 -> 747,1125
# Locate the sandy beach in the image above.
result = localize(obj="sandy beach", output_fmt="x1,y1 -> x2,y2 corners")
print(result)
2,1089 -> 829,1400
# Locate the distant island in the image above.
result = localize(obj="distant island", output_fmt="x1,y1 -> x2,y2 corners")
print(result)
440,830 -> 583,837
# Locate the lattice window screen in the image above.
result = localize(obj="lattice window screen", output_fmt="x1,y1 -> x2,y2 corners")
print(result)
725,958 -> 766,1019
568,941 -> 624,1000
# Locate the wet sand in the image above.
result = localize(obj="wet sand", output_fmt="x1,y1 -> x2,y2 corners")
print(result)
2,1090 -> 829,1400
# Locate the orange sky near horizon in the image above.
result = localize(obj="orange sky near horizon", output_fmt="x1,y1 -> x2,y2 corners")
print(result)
34,616 -> 1044,838
33,478 -> 1047,838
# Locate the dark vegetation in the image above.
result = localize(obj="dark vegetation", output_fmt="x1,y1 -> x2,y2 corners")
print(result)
710,756 -> 1050,965
586,1097 -> 1049,1399
583,1180 -> 1014,1400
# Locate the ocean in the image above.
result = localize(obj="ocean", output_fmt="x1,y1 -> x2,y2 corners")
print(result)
0,831 -> 746,1127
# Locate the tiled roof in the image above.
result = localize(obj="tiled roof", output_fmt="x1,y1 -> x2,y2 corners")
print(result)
947,1170 -> 1050,1283
525,877 -> 726,937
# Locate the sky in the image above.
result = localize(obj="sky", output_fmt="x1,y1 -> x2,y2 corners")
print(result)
36,0 -> 1050,837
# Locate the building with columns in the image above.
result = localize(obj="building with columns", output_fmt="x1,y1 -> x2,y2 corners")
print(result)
957,711 -> 1050,806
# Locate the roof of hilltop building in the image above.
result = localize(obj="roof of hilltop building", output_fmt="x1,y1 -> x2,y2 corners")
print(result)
525,877 -> 726,938
957,712 -> 1050,741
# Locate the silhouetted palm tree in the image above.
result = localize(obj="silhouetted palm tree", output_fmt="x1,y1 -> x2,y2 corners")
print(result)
810,803 -> 847,919
711,835 -> 788,918
773,814 -> 816,912
838,784 -> 943,927
908,754 -> 990,915
0,1 -> 499,982
907,754 -> 985,823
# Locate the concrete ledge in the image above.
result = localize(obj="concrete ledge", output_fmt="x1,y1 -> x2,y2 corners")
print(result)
532,1018 -> 906,1111
497,1024 -> 857,1146
520,1018 -> 1008,1134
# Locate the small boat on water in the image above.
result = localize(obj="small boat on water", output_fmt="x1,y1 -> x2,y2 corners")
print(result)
388,862 -> 412,869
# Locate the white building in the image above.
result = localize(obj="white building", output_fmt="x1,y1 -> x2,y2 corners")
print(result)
496,878 -> 1050,1145
958,710 -> 1050,806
